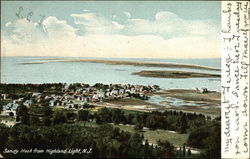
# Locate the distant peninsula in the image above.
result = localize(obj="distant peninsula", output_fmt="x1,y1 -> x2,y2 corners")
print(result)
22,59 -> 221,71
132,70 -> 221,78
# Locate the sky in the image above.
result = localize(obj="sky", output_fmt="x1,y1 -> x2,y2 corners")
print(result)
1,1 -> 221,58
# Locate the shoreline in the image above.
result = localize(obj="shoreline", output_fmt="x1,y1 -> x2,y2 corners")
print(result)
133,70 -> 221,78
100,89 -> 221,117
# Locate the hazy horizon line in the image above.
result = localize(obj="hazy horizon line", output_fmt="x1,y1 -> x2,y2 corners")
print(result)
0,55 -> 221,60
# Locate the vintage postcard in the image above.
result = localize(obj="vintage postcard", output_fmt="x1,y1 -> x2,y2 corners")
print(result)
0,1 -> 249,158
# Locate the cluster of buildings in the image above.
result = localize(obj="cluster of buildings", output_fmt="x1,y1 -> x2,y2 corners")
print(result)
1,95 -> 33,116
1,83 -> 160,117
195,87 -> 209,93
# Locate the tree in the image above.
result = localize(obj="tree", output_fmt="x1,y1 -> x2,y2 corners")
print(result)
97,107 -> 112,123
157,140 -> 175,158
29,115 -> 40,125
67,111 -> 77,121
129,133 -> 143,155
179,114 -> 188,133
134,123 -> 143,131
201,123 -> 221,158
78,110 -> 89,127
182,143 -> 186,158
42,106 -> 52,126
43,106 -> 53,117
126,114 -> 134,124
146,114 -> 157,130
9,112 -> 14,117
143,139 -> 152,156
43,117 -> 51,126
0,124 -> 10,153
187,126 -> 211,149
16,104 -> 30,125
187,148 -> 191,156
52,111 -> 67,125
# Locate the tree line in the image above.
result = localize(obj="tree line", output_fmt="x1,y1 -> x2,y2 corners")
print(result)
0,103 -> 221,158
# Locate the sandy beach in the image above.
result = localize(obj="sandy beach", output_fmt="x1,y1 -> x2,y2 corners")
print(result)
22,59 -> 220,71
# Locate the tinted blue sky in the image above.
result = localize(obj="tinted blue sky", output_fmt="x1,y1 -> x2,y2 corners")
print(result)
1,1 -> 221,58
1,1 -> 221,30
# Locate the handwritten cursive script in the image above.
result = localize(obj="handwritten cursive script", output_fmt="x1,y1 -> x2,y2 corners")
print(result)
221,1 -> 249,158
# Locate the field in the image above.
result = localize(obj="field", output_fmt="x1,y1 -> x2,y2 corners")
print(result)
74,120 -> 189,147
114,124 -> 189,146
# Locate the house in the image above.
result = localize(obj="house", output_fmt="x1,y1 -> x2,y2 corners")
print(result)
53,95 -> 61,100
199,88 -> 209,93
2,103 -> 20,116
4,103 -> 19,110
61,101 -> 67,106
56,101 -> 61,106
130,88 -> 136,93
49,100 -> 55,107
82,97 -> 90,102
139,87 -> 144,92
64,83 -> 69,89
67,103 -> 74,109
105,91 -> 111,97
111,89 -> 119,95
77,96 -> 84,101
23,100 -> 33,107
119,89 -> 125,95
32,92 -> 42,97
83,88 -> 90,93
65,95 -> 73,100
1,94 -> 8,100
44,96 -> 51,100
97,92 -> 105,98
2,109 -> 16,116
92,94 -> 99,100
124,93 -> 130,97
125,89 -> 131,93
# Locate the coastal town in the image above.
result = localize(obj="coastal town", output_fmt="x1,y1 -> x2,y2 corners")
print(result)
0,83 -> 220,158
0,83 -> 160,117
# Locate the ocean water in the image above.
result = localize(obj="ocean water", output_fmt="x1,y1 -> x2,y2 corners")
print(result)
1,56 -> 221,91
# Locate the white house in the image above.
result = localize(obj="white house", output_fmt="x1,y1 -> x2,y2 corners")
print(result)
2,103 -> 19,116
200,88 -> 208,93
92,94 -> 99,100
119,89 -> 125,95
49,100 -> 55,107
77,96 -> 84,101
32,92 -> 42,97
97,92 -> 105,98
23,100 -> 33,107
196,88 -> 209,93
105,92 -> 111,97
130,88 -> 136,93
65,95 -> 73,100
64,83 -> 69,89
2,109 -> 16,116
111,89 -> 119,95
1,94 -> 7,100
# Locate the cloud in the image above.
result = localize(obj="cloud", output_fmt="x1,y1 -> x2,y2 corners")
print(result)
43,16 -> 78,39
124,11 -> 219,38
123,12 -> 131,19
5,22 -> 12,27
71,12 -> 123,34
1,11 -> 220,58
5,19 -> 46,44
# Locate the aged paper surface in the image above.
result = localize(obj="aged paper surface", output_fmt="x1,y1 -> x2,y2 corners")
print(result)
221,1 -> 249,159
